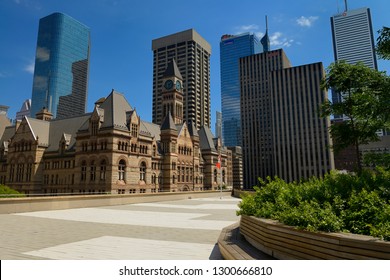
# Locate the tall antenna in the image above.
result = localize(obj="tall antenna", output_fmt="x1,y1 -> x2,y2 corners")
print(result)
344,0 -> 348,11
265,15 -> 268,33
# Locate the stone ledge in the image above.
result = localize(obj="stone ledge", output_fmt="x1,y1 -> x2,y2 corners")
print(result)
0,191 -> 231,214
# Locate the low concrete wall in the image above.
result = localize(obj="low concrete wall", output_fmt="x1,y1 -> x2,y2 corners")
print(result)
0,191 -> 230,214
240,215 -> 390,260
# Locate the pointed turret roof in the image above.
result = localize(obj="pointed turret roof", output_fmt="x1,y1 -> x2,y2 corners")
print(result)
163,59 -> 183,80
187,120 -> 199,137
161,112 -> 177,131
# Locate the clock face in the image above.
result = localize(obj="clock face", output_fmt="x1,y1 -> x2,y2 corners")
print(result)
164,80 -> 173,90
175,80 -> 181,90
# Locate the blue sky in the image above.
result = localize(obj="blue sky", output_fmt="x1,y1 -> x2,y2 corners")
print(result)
1,0 -> 389,132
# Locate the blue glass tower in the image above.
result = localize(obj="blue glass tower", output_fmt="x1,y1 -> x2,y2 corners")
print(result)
220,33 -> 261,147
31,13 -> 90,119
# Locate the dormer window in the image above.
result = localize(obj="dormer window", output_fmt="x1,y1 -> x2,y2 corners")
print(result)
91,120 -> 99,136
131,123 -> 138,137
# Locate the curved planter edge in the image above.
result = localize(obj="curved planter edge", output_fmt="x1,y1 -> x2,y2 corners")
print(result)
240,215 -> 390,260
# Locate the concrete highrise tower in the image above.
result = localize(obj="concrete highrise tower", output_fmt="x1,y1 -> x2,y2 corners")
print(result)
240,49 -> 334,187
152,29 -> 211,129
330,6 -> 377,120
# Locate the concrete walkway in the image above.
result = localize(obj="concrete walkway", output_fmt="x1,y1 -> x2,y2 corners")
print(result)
0,196 -> 240,260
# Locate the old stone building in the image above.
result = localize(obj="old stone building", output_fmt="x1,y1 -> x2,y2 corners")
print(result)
0,61 -> 235,195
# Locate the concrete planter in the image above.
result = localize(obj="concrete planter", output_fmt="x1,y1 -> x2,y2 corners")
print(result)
240,215 -> 390,259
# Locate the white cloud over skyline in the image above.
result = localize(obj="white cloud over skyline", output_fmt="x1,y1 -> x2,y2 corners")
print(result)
235,23 -> 294,48
296,16 -> 319,27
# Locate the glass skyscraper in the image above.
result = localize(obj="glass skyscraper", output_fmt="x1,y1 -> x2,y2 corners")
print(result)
31,12 -> 90,119
220,33 -> 261,147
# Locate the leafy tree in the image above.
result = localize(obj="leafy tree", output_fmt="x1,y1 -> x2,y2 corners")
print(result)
377,26 -> 390,60
363,152 -> 390,170
320,61 -> 390,173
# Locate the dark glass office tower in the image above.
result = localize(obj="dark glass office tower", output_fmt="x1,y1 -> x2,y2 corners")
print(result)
220,33 -> 261,147
31,13 -> 90,119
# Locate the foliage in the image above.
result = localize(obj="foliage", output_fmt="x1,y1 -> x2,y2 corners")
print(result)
320,61 -> 390,172
0,184 -> 25,198
237,168 -> 390,241
377,26 -> 390,60
363,152 -> 390,170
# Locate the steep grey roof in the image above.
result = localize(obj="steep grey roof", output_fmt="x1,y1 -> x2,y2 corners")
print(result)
99,89 -> 132,130
140,120 -> 161,141
198,126 -> 217,151
26,117 -> 50,146
0,126 -> 14,149
46,114 -> 91,152
163,59 -> 183,80
161,112 -> 177,131
187,120 -> 199,137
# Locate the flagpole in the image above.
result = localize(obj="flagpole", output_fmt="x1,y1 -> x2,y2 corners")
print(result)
219,148 -> 222,199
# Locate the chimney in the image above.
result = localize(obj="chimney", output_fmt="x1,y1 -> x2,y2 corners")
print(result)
35,107 -> 53,121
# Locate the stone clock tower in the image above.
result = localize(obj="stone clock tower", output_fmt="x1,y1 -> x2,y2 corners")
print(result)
161,59 -> 184,125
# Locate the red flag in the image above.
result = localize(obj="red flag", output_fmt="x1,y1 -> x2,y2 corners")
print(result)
216,155 -> 221,169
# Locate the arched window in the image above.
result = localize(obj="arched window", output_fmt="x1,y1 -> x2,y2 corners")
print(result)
153,145 -> 156,156
222,170 -> 226,184
140,161 -> 146,181
81,160 -> 87,181
90,160 -> 96,181
100,160 -> 106,181
118,159 -> 126,181
173,174 -> 176,184
214,169 -> 218,183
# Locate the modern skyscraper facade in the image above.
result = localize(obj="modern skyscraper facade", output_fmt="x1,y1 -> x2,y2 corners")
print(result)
152,29 -> 211,129
215,111 -> 222,140
16,99 -> 31,121
240,49 -> 334,187
331,7 -> 377,69
330,7 -> 378,119
31,12 -> 90,119
220,33 -> 261,147
270,62 -> 334,182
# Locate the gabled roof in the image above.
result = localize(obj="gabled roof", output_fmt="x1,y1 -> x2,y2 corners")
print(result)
161,112 -> 177,131
46,113 -> 91,152
140,121 -> 161,141
163,59 -> 183,80
99,89 -> 132,130
0,126 -> 14,149
187,120 -> 199,137
25,117 -> 50,146
198,126 -> 217,152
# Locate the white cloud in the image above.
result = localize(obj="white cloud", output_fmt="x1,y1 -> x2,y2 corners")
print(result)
296,16 -> 319,27
269,32 -> 294,48
24,61 -> 35,74
234,24 -> 259,34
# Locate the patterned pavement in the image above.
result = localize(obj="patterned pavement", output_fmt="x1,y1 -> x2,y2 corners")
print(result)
0,196 -> 241,260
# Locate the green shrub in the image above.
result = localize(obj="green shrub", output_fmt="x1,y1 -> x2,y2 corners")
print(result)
237,168 -> 390,240
0,185 -> 25,198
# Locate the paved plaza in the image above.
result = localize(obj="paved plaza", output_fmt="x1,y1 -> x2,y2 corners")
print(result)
0,196 -> 241,260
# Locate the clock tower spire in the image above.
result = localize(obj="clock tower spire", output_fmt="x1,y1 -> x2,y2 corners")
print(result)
161,59 -> 184,125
